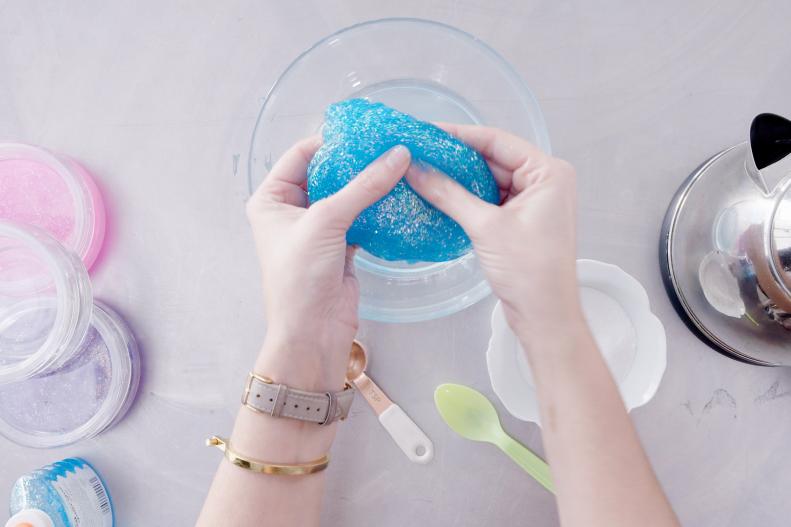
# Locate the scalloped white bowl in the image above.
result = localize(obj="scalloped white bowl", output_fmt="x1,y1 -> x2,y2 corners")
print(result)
486,259 -> 667,425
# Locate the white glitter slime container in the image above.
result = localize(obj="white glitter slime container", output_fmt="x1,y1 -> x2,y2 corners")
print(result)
0,221 -> 93,384
0,301 -> 140,448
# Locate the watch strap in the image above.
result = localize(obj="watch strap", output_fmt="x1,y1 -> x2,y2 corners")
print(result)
242,373 -> 354,425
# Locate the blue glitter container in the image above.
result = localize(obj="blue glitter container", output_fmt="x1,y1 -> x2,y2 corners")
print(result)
7,457 -> 114,527
249,18 -> 550,322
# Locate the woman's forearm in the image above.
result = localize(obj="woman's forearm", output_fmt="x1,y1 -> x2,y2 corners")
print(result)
196,334 -> 349,527
517,316 -> 679,527
197,138 -> 409,526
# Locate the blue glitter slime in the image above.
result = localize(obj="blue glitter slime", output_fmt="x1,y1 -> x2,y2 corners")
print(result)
307,99 -> 498,262
9,457 -> 114,527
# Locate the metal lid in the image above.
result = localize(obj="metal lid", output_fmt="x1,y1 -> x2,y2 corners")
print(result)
661,148 -> 789,365
661,114 -> 791,365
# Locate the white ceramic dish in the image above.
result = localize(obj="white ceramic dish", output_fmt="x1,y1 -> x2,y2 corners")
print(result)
486,259 -> 667,425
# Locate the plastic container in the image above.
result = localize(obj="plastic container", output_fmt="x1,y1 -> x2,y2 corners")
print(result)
0,143 -> 106,270
248,18 -> 550,322
0,221 -> 93,384
7,457 -> 114,527
0,301 -> 140,448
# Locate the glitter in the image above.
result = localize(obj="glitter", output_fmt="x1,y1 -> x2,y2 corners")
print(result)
0,158 -> 76,242
307,99 -> 498,262
0,143 -> 106,270
9,457 -> 114,526
0,324 -> 110,434
0,302 -> 140,448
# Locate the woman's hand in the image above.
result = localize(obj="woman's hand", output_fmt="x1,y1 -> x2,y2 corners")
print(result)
199,140 -> 412,527
246,138 -> 411,389
405,124 -> 580,337
406,126 -> 681,527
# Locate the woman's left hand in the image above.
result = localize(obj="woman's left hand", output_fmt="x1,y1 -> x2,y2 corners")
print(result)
246,138 -> 411,390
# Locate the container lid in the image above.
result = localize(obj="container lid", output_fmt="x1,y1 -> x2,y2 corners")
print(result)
0,301 -> 140,448
5,509 -> 54,527
0,143 -> 105,269
0,221 -> 93,383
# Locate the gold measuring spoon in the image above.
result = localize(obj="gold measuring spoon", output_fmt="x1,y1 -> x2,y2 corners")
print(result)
346,341 -> 433,464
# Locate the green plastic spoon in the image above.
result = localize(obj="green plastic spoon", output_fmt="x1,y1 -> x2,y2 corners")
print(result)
434,383 -> 554,493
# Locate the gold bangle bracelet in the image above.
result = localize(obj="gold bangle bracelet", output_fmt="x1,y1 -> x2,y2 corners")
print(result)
206,436 -> 329,476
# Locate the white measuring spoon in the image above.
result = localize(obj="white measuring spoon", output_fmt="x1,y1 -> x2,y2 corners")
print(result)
346,341 -> 433,464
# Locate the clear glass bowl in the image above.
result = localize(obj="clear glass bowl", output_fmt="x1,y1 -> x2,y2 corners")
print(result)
248,18 -> 550,322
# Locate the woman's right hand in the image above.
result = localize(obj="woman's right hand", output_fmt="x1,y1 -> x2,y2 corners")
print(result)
408,127 -> 683,527
405,124 -> 580,337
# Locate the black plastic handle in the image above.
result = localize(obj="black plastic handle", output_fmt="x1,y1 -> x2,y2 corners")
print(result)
750,113 -> 791,170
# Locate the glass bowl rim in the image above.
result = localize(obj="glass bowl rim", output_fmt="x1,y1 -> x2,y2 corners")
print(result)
247,16 -> 551,194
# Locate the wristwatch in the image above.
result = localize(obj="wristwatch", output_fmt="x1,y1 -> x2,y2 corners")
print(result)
242,373 -> 354,426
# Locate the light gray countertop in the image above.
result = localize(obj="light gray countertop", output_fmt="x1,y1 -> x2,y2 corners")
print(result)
2,1 -> 791,525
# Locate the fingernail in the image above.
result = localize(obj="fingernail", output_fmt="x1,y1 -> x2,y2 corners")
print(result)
385,145 -> 410,168
409,161 -> 443,184
405,163 -> 426,185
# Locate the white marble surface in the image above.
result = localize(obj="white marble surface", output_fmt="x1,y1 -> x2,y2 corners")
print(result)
2,1 -> 791,525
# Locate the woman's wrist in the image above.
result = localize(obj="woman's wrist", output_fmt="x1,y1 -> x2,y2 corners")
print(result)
506,302 -> 582,341
228,326 -> 353,464
508,293 -> 591,355
515,313 -> 597,379
230,406 -> 339,464
255,325 -> 353,392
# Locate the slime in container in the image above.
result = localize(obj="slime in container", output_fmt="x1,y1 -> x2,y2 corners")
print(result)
6,458 -> 113,527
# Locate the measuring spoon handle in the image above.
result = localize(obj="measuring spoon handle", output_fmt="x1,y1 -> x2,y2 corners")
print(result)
497,434 -> 554,493
379,404 -> 434,464
353,373 -> 394,414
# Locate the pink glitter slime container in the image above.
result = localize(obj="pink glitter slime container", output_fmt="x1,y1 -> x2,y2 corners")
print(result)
0,143 -> 106,270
